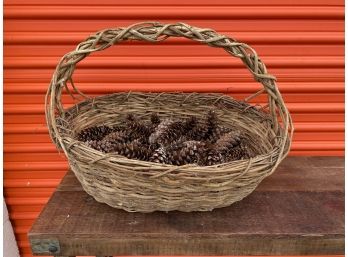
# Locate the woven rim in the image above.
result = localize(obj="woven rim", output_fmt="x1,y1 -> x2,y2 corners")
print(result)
45,22 -> 294,196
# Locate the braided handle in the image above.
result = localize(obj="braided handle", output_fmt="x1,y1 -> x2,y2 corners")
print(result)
46,22 -> 293,157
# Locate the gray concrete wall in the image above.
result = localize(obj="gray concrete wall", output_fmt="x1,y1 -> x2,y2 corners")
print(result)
3,199 -> 20,257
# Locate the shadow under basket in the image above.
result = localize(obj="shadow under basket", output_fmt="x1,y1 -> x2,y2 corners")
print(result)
46,22 -> 293,212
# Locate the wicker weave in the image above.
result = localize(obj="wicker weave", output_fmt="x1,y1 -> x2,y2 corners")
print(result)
46,22 -> 294,212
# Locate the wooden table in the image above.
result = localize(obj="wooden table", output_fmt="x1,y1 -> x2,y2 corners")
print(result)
28,156 -> 344,256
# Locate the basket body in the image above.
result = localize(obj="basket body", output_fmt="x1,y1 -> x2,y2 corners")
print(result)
46,22 -> 293,212
58,92 -> 288,212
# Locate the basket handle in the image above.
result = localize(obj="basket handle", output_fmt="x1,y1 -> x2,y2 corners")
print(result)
46,22 -> 293,157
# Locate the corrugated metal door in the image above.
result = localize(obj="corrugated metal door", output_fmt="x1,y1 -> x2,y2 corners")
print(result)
4,0 -> 344,256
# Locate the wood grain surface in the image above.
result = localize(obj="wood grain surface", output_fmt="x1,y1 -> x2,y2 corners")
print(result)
28,156 -> 344,256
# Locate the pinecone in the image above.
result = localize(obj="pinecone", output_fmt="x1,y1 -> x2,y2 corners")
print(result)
102,130 -> 131,144
167,140 -> 207,166
186,111 -> 218,141
183,116 -> 198,130
214,131 -> 241,154
150,113 -> 161,126
226,146 -> 246,161
186,120 -> 209,141
149,147 -> 168,164
86,129 -> 132,152
111,124 -> 126,132
86,138 -> 116,153
145,113 -> 161,137
149,119 -> 187,146
85,140 -> 98,149
239,138 -> 257,159
206,126 -> 232,143
206,145 -> 249,164
205,110 -> 218,135
167,136 -> 190,150
125,114 -> 152,142
224,138 -> 255,162
77,125 -> 113,142
110,140 -> 151,161
204,150 -> 225,166
161,119 -> 188,144
203,131 -> 242,165
125,113 -> 136,122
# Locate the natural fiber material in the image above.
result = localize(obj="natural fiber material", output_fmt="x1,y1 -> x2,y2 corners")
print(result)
46,22 -> 294,212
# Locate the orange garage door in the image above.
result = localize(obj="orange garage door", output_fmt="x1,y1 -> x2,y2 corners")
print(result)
3,0 -> 344,256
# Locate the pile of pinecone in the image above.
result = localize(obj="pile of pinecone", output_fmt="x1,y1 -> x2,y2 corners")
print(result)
77,111 -> 255,166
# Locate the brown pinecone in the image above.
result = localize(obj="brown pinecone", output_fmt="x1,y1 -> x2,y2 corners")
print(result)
205,144 -> 251,165
239,138 -> 257,159
183,116 -> 198,131
214,131 -> 241,154
77,125 -> 113,142
145,113 -> 161,138
205,110 -> 218,134
102,130 -> 131,144
167,136 -> 190,150
150,113 -> 161,126
110,140 -> 151,161
167,140 -> 207,166
86,138 -> 116,153
125,113 -> 152,141
85,140 -> 98,149
186,121 -> 209,141
204,150 -> 225,166
111,124 -> 126,132
185,111 -> 218,141
226,146 -> 246,161
149,147 -> 168,164
225,138 -> 256,162
149,119 -> 187,146
125,113 -> 136,122
161,119 -> 188,144
206,126 -> 232,143
87,130 -> 133,152
202,131 -> 242,165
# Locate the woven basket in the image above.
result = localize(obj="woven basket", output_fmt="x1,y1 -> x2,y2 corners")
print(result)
46,22 -> 294,212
